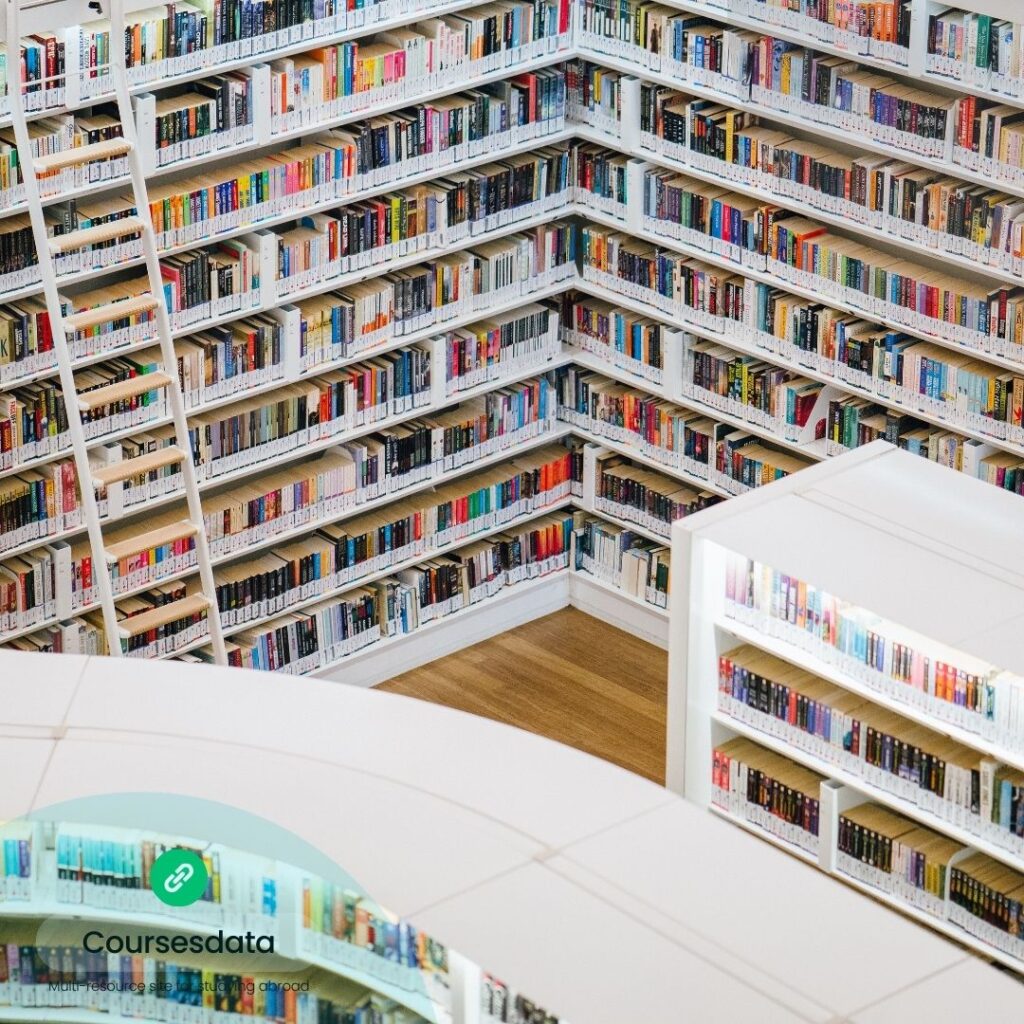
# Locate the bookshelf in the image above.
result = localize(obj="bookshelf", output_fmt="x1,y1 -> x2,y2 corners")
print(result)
667,440 -> 1024,972
0,815 -> 568,1024
6,0 -> 1024,673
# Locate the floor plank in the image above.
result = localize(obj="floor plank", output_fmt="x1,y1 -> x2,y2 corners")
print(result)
378,608 -> 667,783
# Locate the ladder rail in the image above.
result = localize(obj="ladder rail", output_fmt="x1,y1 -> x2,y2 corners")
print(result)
108,0 -> 229,665
4,0 -> 124,657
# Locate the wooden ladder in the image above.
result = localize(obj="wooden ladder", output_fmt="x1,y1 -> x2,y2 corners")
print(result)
4,0 -> 227,662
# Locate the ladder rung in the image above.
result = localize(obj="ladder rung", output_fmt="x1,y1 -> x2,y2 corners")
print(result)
105,520 -> 200,563
49,216 -> 146,254
118,594 -> 211,638
92,446 -> 187,488
34,138 -> 133,175
77,371 -> 172,412
64,294 -> 159,332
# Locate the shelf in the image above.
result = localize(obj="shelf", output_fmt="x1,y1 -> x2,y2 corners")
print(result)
0,275 -> 574,484
309,562 -> 572,679
577,258 -> 1024,462
2,419 -> 574,648
833,863 -> 1024,975
583,500 -> 671,545
585,199 -> 1024,379
574,41 -> 1024,204
717,616 -> 1024,774
624,133 -> 1022,290
0,122 -> 576,391
568,346 -> 829,463
654,0 -> 1024,116
216,498 -> 574,643
712,709 -> 1024,873
708,801 -> 1024,973
569,419 -> 732,498
706,802 -> 819,868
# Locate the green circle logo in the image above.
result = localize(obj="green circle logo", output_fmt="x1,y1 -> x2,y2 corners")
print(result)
150,848 -> 209,907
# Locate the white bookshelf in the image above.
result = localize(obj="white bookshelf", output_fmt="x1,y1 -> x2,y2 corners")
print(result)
668,439 -> 1024,972
0,815 -> 568,1024
6,0 -> 1024,668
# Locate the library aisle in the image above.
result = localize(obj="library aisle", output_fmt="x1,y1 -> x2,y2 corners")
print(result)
381,608 -> 667,782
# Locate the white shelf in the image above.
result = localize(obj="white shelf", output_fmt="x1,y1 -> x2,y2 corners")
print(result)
660,0 -> 1024,114
572,276 -> 1021,462
0,276 -> 573,483
313,565 -> 572,685
217,498 -> 574,643
706,802 -> 819,868
627,134 -> 1020,290
568,345 -> 829,463
669,442 -> 1024,973
0,130 -> 576,392
710,798 -> 1024,974
569,420 -> 731,498
584,199 -> 1024,379
573,42 -> 1024,204
0,118 -> 574,317
718,615 -> 1024,773
713,707 -> 1024,872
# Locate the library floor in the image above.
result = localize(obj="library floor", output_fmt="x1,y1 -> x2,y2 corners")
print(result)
379,609 -> 667,783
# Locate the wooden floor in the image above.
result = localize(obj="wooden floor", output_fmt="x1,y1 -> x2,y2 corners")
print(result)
379,608 -> 668,782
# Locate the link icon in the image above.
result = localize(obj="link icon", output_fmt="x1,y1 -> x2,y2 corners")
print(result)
150,848 -> 209,907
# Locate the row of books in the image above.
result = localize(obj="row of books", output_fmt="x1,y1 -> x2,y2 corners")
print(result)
0,13 -> 574,207
926,5 -> 1024,98
52,826 -> 277,924
0,302 -> 556,481
4,818 -> 452,990
66,0 -> 572,99
1,378 -> 559,650
574,2 -> 1024,188
3,395 -> 665,637
0,218 -> 572,391
572,512 -> 669,609
0,825 -> 31,901
712,733 -> 1024,964
141,73 -> 256,169
734,0 -> 912,65
208,503 -> 575,674
682,335 -> 827,444
575,229 -> 1024,492
594,451 -> 719,539
711,736 -> 824,858
0,160 -> 569,381
717,643 -> 1024,858
300,876 -> 449,980
295,222 -> 575,370
636,168 -> 1024,362
265,2 -> 569,134
565,59 -> 622,138
0,110 -> 129,209
212,442 -> 575,631
561,293 -> 665,386
569,143 -> 628,218
0,943 -> 431,1023
723,552 -> 1024,755
482,973 -> 564,1024
639,84 -> 1024,281
0,31 -> 66,114
12,79 -> 572,283
558,357 -> 815,493
444,304 -> 559,394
